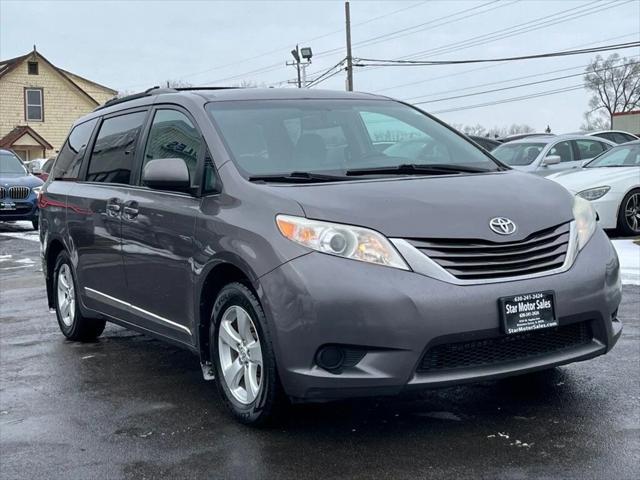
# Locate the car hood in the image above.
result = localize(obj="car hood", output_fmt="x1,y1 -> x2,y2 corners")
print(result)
274,170 -> 574,241
0,173 -> 43,188
547,167 -> 639,193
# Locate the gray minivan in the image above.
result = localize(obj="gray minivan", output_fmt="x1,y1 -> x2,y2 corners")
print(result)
40,88 -> 622,425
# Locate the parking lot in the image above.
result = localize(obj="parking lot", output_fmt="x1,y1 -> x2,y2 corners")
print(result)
1,222 -> 638,480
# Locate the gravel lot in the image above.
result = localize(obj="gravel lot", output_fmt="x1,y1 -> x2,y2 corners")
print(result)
1,222 -> 638,480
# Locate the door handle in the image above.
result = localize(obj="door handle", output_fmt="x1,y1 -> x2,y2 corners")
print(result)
123,201 -> 139,220
106,198 -> 122,216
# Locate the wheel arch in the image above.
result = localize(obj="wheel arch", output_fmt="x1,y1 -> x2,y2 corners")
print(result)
45,237 -> 67,309
196,255 -> 261,363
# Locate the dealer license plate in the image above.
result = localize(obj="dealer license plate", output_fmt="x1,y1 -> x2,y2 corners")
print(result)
499,291 -> 557,334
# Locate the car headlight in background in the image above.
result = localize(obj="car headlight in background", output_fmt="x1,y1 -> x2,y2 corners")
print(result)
577,186 -> 610,201
276,214 -> 409,270
573,195 -> 597,250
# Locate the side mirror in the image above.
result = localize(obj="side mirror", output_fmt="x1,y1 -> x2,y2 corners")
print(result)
543,155 -> 561,166
142,158 -> 191,192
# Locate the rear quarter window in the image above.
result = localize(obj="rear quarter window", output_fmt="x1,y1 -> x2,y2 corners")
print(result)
52,119 -> 98,180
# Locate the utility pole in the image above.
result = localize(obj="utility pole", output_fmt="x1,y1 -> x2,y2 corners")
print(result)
345,1 -> 353,91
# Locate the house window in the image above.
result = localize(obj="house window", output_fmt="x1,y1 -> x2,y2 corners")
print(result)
28,61 -> 39,75
25,88 -> 43,121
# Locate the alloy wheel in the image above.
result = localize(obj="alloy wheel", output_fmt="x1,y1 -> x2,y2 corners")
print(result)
217,305 -> 263,405
57,264 -> 76,327
625,192 -> 640,233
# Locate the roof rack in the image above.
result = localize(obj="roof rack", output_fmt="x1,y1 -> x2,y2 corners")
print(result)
94,86 -> 242,112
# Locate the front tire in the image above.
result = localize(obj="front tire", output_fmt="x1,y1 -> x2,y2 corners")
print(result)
31,216 -> 39,231
617,188 -> 640,236
210,282 -> 284,425
53,251 -> 106,341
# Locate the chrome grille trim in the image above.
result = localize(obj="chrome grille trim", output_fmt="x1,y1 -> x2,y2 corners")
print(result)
8,186 -> 30,200
0,187 -> 5,199
391,221 -> 579,286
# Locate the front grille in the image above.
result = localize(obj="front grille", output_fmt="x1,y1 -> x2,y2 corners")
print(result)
406,222 -> 571,280
0,187 -> 4,199
8,186 -> 30,199
418,322 -> 592,373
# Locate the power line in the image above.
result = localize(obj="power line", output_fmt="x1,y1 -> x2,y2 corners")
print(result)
120,0 -> 430,89
311,0 -> 512,61
405,54 -> 640,102
430,84 -> 586,115
216,0 -> 516,88
306,58 -> 347,88
411,59 -> 639,105
355,41 -> 640,67
372,31 -> 640,94
356,0 -> 627,77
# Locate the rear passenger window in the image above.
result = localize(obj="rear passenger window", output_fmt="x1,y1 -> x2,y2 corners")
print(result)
575,140 -> 606,160
142,109 -> 202,187
86,111 -> 146,184
52,119 -> 97,180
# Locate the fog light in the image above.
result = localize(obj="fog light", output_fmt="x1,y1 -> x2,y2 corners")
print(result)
316,346 -> 345,371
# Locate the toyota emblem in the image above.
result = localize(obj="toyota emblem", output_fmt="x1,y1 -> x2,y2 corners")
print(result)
489,217 -> 517,235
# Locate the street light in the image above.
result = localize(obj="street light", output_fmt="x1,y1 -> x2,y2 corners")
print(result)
300,47 -> 313,61
288,45 -> 312,88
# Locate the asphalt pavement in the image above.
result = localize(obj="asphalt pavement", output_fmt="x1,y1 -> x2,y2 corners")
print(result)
1,222 -> 638,480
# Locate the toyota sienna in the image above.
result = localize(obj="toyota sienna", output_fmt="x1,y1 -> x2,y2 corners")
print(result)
39,87 -> 623,424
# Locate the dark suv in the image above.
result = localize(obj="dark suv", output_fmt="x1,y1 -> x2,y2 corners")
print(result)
40,87 -> 622,425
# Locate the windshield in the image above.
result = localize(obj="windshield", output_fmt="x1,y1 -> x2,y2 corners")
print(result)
206,99 -> 500,179
0,152 -> 27,174
492,142 -> 546,166
585,143 -> 640,168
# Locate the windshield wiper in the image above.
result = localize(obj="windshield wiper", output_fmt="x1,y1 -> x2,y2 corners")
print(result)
346,163 -> 492,176
249,171 -> 350,183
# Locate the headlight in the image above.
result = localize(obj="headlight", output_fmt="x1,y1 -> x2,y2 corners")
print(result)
577,186 -> 610,201
573,196 -> 597,250
276,214 -> 409,270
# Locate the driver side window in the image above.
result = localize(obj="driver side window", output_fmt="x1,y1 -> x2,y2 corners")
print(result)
143,109 -> 203,188
547,141 -> 574,162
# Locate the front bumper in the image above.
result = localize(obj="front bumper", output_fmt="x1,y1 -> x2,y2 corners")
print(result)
259,229 -> 622,401
0,195 -> 38,222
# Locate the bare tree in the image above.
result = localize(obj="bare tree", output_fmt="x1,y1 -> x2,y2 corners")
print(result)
584,54 -> 640,129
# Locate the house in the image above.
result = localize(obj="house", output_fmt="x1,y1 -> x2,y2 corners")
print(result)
612,111 -> 640,136
0,47 -> 117,161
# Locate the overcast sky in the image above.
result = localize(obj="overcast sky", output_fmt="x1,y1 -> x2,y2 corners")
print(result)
1,0 -> 639,132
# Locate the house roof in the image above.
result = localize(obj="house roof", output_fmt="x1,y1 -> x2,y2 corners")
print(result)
0,48 -> 117,105
0,126 -> 54,150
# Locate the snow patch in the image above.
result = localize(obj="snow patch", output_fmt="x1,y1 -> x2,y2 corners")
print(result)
612,239 -> 640,285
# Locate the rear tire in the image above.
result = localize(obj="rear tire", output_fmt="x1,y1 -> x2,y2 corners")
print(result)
53,251 -> 106,341
617,188 -> 640,236
210,282 -> 285,426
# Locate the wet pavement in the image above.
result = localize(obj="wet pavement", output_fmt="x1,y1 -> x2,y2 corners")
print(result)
1,222 -> 639,480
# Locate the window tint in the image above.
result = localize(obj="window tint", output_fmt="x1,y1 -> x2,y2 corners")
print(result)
575,139 -> 606,160
142,110 -> 202,187
593,133 -> 614,142
25,88 -> 43,121
548,141 -> 573,162
613,132 -> 634,144
86,111 -> 146,184
52,119 -> 97,180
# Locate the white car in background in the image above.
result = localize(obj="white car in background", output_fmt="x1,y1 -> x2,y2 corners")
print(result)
492,135 -> 616,176
547,141 -> 640,235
